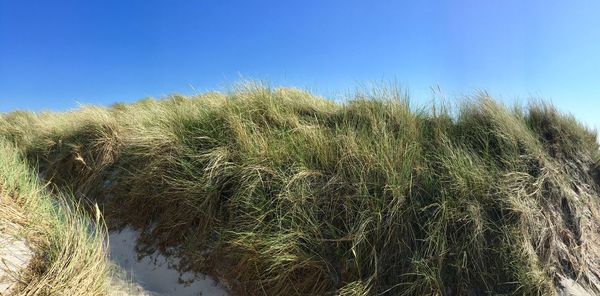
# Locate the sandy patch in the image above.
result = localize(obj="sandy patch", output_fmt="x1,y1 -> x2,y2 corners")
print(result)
558,275 -> 595,296
0,234 -> 32,295
108,227 -> 228,296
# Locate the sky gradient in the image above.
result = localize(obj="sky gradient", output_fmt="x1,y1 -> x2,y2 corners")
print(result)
1,0 -> 599,130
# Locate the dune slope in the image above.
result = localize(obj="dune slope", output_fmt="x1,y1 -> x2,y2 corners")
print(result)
1,86 -> 599,295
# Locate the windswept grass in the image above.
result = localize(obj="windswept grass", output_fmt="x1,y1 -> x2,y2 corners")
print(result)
0,142 -> 112,295
1,85 -> 599,295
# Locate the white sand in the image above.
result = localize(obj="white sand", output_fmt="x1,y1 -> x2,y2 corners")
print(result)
558,276 -> 594,296
108,227 -> 229,296
0,234 -> 32,295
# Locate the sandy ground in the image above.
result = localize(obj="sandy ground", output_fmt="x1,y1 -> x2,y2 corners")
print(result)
108,227 -> 229,296
558,276 -> 595,296
0,234 -> 32,295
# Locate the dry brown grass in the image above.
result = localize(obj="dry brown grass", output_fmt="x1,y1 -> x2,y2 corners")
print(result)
0,142 -> 113,296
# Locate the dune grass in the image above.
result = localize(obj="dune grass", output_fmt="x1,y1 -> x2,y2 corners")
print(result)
0,142 -> 112,295
1,85 -> 599,295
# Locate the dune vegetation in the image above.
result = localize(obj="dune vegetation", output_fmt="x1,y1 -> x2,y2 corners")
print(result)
1,85 -> 599,295
0,142 -> 111,295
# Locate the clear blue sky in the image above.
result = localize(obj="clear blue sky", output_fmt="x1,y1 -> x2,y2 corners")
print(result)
1,0 -> 599,130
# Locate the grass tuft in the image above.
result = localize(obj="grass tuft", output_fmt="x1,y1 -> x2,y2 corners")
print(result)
0,142 -> 112,295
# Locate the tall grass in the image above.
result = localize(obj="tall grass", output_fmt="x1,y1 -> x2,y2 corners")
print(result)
1,85 -> 599,295
0,142 -> 112,295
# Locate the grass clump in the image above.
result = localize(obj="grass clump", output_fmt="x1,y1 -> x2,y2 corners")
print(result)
0,141 -> 112,295
1,85 -> 599,295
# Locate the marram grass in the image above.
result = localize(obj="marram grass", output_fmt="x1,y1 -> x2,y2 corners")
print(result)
1,85 -> 599,295
0,142 -> 112,295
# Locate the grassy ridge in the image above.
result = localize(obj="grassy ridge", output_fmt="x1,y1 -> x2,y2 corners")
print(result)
1,85 -> 599,295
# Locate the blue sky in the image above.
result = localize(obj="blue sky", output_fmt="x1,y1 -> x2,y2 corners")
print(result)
1,0 -> 599,130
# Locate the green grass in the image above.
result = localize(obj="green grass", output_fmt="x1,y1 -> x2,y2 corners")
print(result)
0,142 -> 112,295
1,85 -> 599,295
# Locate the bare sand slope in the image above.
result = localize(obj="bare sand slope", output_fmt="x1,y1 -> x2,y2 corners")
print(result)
558,276 -> 595,296
109,227 -> 228,296
0,234 -> 32,295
